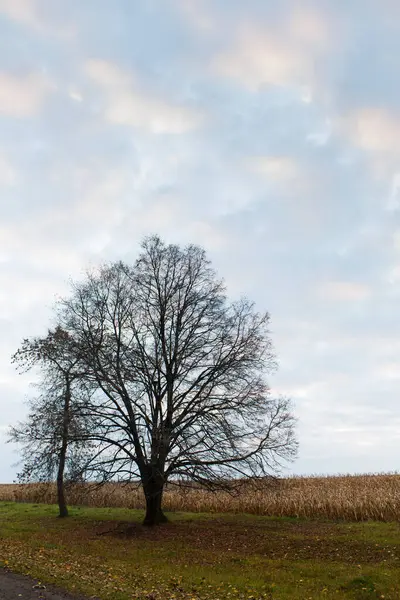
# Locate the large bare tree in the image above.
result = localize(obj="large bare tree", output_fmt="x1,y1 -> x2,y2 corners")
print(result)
58,236 -> 297,525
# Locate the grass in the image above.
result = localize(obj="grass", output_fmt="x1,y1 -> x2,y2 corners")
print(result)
2,472 -> 400,521
1,501 -> 400,599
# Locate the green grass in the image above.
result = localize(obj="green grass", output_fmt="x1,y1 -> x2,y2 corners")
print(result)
1,501 -> 400,599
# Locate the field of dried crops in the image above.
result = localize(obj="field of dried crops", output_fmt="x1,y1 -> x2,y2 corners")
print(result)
1,473 -> 400,522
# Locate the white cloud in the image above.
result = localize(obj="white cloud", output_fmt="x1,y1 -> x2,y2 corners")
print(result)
344,108 -> 400,155
318,281 -> 372,302
71,166 -> 128,227
0,72 -> 54,117
247,156 -> 300,181
0,221 -> 83,287
387,173 -> 400,211
0,153 -> 16,185
393,230 -> 400,253
86,59 -> 203,134
245,155 -> 324,231
0,0 -> 75,37
85,60 -> 129,88
214,27 -> 308,90
383,231 -> 400,286
0,270 -> 63,318
338,108 -> 400,180
176,0 -> 216,33
212,7 -> 331,94
0,0 -> 39,28
68,89 -> 83,103
338,109 -> 400,207
180,220 -> 227,250
306,119 -> 332,146
286,7 -> 330,48
375,363 -> 400,380
384,264 -> 400,287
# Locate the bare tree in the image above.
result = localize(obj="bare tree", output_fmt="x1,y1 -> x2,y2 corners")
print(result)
10,327 -> 91,517
55,235 -> 297,525
8,375 -> 94,484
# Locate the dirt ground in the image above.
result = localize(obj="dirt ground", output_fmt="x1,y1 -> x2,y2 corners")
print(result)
0,569 -> 95,600
2,509 -> 400,600
92,516 -> 399,564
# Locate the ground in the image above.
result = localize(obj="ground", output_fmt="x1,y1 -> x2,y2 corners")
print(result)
0,569 -> 93,600
0,502 -> 399,599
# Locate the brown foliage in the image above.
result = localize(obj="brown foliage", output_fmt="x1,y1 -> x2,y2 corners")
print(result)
2,472 -> 400,522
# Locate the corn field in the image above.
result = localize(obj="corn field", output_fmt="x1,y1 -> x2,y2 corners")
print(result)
1,473 -> 400,522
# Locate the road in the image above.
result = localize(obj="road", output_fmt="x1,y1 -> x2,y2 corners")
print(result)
0,569 -> 95,600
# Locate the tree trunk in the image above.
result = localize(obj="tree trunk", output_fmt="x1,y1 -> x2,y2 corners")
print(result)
57,378 -> 71,518
57,465 -> 68,518
142,474 -> 168,526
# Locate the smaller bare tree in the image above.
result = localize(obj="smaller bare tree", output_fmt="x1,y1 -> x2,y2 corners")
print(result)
10,327 -> 91,517
8,376 -> 93,483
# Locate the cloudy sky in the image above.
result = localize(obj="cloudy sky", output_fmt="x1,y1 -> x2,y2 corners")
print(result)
1,0 -> 400,482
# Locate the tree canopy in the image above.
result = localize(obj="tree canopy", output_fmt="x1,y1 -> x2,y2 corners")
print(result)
11,235 -> 297,525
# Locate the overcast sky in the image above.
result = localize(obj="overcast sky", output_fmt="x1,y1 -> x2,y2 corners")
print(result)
1,0 -> 400,482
